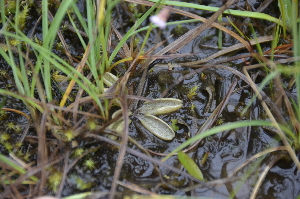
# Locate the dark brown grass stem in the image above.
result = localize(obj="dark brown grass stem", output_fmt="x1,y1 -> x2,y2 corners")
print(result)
250,154 -> 286,199
55,152 -> 70,198
37,111 -> 48,196
180,35 -> 273,66
111,25 -> 131,59
117,180 -> 158,196
1,108 -> 30,121
109,73 -> 130,199
10,184 -> 23,199
72,72 -> 94,123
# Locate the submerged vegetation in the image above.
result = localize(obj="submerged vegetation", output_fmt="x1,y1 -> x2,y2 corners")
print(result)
0,0 -> 299,198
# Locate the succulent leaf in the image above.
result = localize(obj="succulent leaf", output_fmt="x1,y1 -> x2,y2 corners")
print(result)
137,114 -> 175,140
138,98 -> 183,115
103,72 -> 118,87
178,151 -> 204,181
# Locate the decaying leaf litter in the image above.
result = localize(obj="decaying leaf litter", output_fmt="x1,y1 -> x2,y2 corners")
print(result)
0,0 -> 299,198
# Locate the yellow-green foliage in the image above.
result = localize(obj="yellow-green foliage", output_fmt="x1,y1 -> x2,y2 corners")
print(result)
84,158 -> 95,170
6,0 -> 16,14
6,122 -> 21,133
75,176 -> 93,190
16,3 -> 30,30
187,85 -> 199,99
0,133 -> 10,141
48,170 -> 63,193
73,148 -> 84,157
171,119 -> 179,131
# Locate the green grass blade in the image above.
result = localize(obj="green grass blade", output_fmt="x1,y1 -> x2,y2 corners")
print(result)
0,153 -> 39,182
162,120 -> 284,161
148,0 -> 284,28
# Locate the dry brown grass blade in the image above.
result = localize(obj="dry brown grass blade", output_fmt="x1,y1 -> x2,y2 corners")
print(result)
143,35 -> 173,57
111,24 -> 131,59
47,103 -> 105,119
72,72 -> 93,123
36,111 -> 48,196
181,35 -> 273,66
250,154 -> 286,199
1,108 -> 30,121
59,43 -> 91,109
55,152 -> 70,198
109,73 -> 131,199
139,53 -> 196,59
9,184 -> 22,199
243,64 -> 300,170
274,75 -> 300,132
117,180 -> 158,196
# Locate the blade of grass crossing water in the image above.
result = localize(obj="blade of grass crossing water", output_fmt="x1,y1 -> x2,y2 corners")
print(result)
148,0 -> 284,28
162,120 -> 288,161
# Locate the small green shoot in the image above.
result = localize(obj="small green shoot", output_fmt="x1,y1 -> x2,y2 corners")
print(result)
84,158 -> 96,170
178,151 -> 204,181
187,85 -> 198,99
48,170 -> 63,193
171,119 -> 179,131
